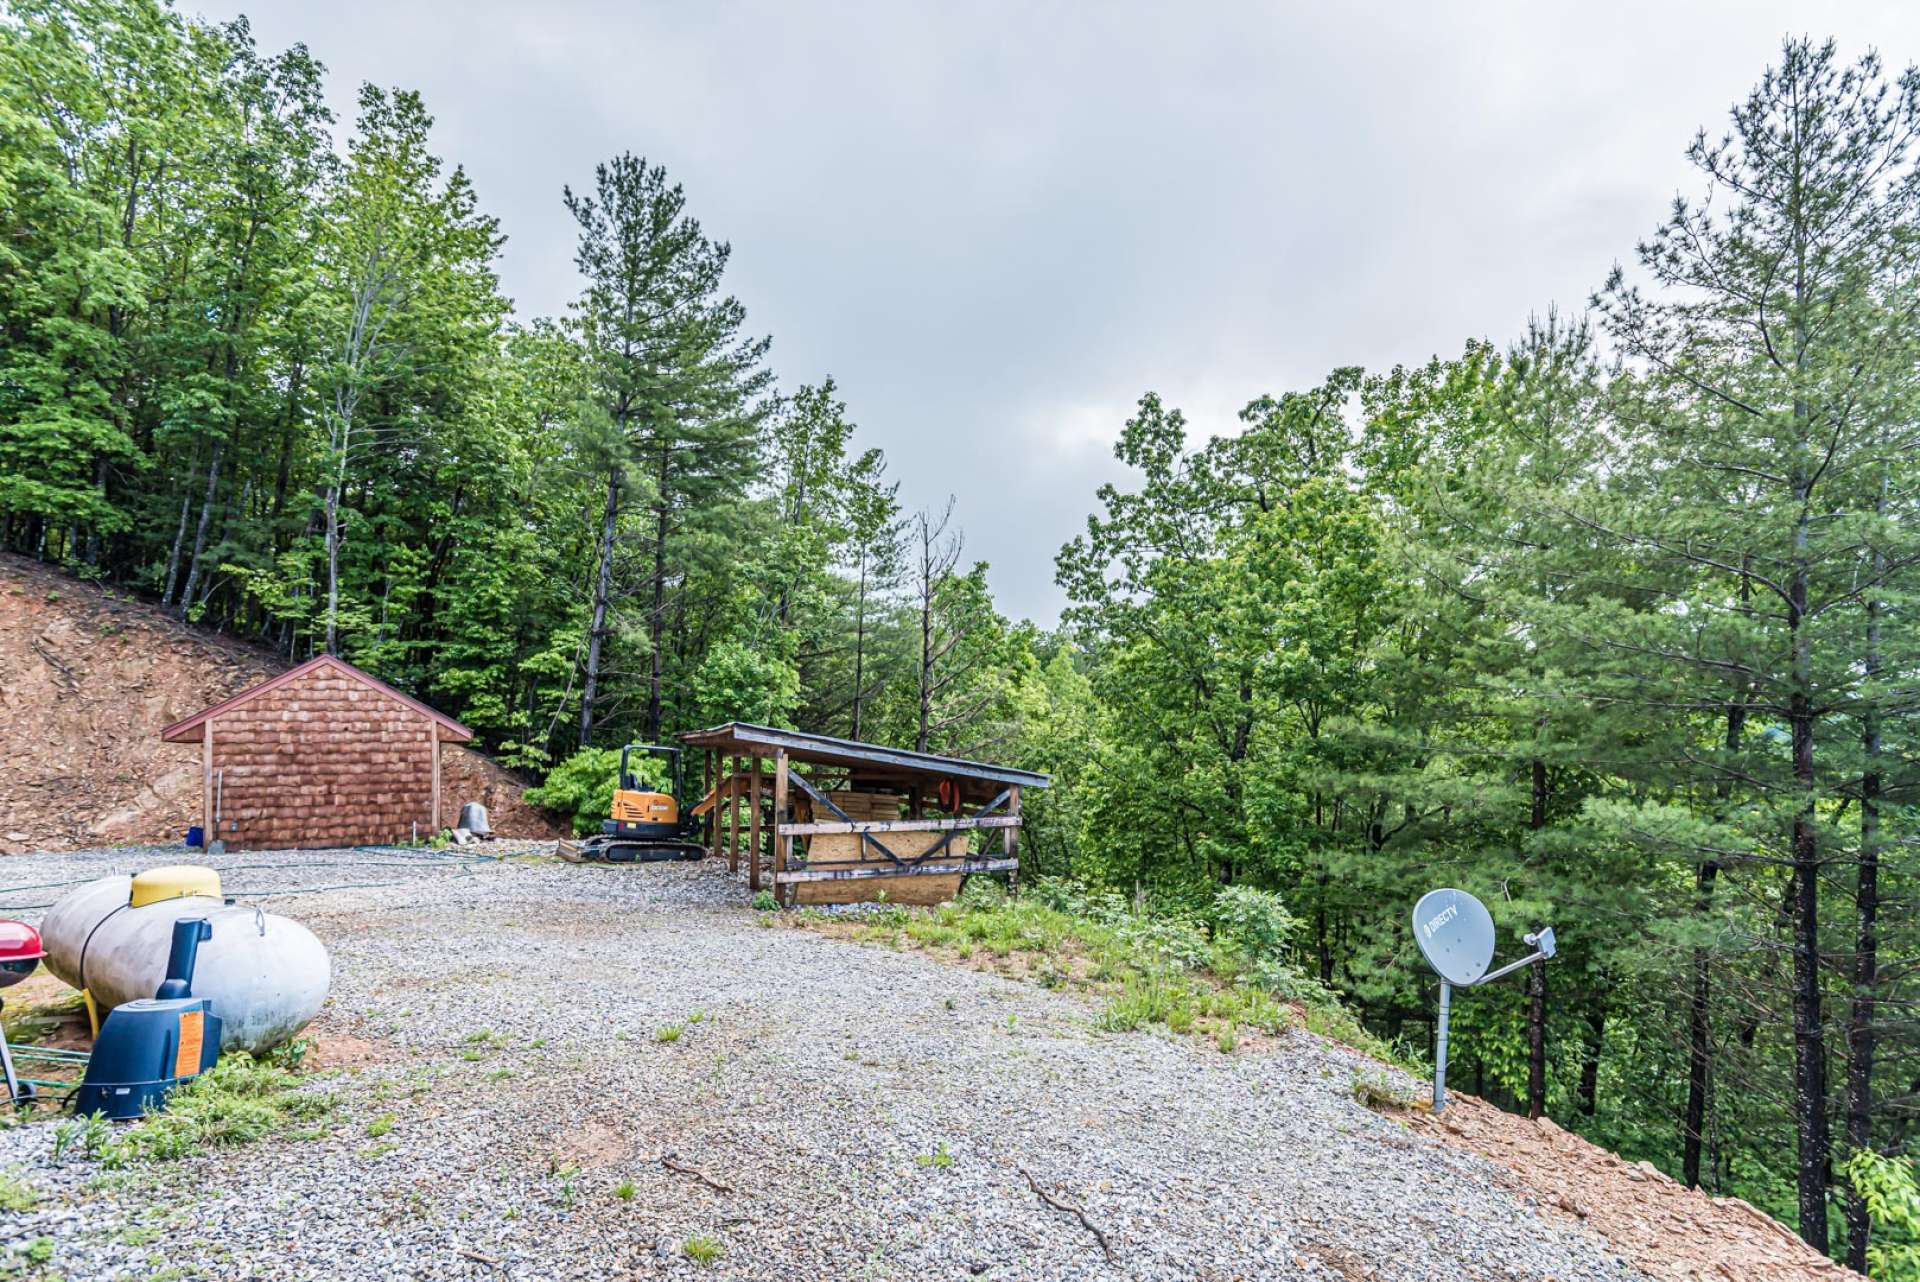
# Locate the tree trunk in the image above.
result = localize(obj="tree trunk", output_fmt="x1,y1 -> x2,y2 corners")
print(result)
579,467 -> 620,749
1687,576 -> 1748,1186
1788,498 -> 1828,1251
645,440 -> 670,742
1577,1004 -> 1604,1117
1682,855 -> 1720,1187
177,441 -> 224,618
269,358 -> 304,549
916,570 -> 933,753
1527,754 -> 1548,1120
162,478 -> 193,607
851,553 -> 868,740
1844,477 -> 1886,1273
323,418 -> 351,658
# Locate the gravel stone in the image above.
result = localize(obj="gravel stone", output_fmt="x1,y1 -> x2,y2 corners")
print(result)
0,844 -> 1650,1280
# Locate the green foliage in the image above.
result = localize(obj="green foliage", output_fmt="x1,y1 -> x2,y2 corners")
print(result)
691,640 -> 800,729
682,1235 -> 724,1266
751,890 -> 778,912
0,1169 -> 36,1212
523,747 -> 626,835
1846,1153 -> 1920,1281
915,1142 -> 955,1169
65,1053 -> 337,1167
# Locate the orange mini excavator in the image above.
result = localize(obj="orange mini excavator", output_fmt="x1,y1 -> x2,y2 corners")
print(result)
573,744 -> 708,862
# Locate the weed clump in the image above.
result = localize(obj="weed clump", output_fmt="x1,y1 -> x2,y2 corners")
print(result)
50,1050 -> 334,1168
1349,1068 -> 1421,1112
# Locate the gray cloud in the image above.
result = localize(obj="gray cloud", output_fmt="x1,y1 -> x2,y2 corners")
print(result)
203,0 -> 1920,621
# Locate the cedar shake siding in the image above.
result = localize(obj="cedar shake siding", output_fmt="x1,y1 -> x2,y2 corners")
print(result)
161,655 -> 474,851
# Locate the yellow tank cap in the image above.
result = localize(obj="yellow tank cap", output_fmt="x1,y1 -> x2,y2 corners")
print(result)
130,865 -> 222,908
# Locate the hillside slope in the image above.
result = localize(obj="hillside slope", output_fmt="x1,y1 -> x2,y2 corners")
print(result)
0,554 -> 560,852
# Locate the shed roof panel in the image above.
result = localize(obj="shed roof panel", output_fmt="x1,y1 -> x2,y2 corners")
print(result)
676,722 -> 1048,789
160,655 -> 476,743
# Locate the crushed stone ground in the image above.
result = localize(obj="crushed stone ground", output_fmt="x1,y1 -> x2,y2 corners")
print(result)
0,845 -> 1825,1281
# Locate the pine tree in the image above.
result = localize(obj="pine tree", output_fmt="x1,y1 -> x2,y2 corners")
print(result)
563,154 -> 770,744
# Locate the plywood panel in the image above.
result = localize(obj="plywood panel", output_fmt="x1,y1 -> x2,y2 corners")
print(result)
795,827 -> 966,906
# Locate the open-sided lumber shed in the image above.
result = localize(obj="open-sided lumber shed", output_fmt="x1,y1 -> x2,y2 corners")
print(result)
677,723 -> 1050,906
160,654 -> 474,850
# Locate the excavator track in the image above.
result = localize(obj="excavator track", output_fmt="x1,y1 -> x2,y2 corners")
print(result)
557,837 -> 705,864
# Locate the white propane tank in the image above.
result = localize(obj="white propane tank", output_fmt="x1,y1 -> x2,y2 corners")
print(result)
40,874 -> 331,1053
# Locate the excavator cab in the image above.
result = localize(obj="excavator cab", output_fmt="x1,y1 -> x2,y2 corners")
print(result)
607,744 -> 684,839
571,744 -> 706,863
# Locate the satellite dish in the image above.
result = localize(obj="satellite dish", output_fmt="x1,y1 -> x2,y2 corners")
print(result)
1412,888 -> 1496,986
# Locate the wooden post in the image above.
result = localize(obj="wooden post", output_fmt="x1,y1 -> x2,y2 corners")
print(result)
707,752 -> 720,861
748,757 -> 763,893
772,750 -> 790,906
1006,785 -> 1021,896
201,719 -> 214,847
429,719 -> 441,837
727,755 -> 740,873
908,785 -> 923,820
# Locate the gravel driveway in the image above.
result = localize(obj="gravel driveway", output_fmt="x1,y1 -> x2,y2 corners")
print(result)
0,846 -> 1646,1281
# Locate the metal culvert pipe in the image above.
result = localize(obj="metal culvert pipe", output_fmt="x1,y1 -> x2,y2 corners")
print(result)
40,873 -> 331,1053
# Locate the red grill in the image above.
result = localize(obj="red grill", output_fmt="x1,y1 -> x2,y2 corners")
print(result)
0,920 -> 45,988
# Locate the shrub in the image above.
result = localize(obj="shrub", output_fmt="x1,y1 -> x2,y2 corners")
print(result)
1845,1151 -> 1920,1280
525,748 -> 665,836
1211,885 -> 1298,960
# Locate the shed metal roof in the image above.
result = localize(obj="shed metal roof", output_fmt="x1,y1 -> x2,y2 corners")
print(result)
677,722 -> 1049,789
160,654 -> 476,743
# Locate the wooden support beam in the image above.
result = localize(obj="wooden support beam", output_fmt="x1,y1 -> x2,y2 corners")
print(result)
777,816 -> 1023,836
727,755 -> 740,873
707,752 -> 720,861
1007,785 -> 1021,896
430,718 -> 441,836
202,719 -> 214,846
772,750 -> 790,906
773,859 -> 1020,884
748,757 -> 763,893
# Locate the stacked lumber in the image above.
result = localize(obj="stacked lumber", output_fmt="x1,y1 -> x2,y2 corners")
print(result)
796,789 -> 962,906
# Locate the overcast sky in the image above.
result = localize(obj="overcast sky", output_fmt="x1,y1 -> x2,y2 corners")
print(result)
201,1 -> 1920,623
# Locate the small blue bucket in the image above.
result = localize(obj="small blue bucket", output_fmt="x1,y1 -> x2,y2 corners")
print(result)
185,826 -> 204,849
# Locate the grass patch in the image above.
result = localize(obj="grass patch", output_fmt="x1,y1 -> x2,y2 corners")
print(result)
683,1234 -> 724,1266
0,1169 -> 38,1212
655,1024 -> 684,1044
614,1180 -> 637,1201
55,1052 -> 335,1168
1350,1067 -> 1423,1112
366,1113 -> 396,1138
787,878 -> 1411,1067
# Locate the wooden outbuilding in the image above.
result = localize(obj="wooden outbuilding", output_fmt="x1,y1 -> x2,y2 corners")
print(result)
160,654 -> 474,851
678,723 -> 1050,906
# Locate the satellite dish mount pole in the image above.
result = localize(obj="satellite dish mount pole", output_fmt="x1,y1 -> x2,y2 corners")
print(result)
1411,887 -> 1556,1114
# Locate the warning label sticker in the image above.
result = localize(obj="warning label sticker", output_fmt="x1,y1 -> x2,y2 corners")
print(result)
175,1009 -> 204,1077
